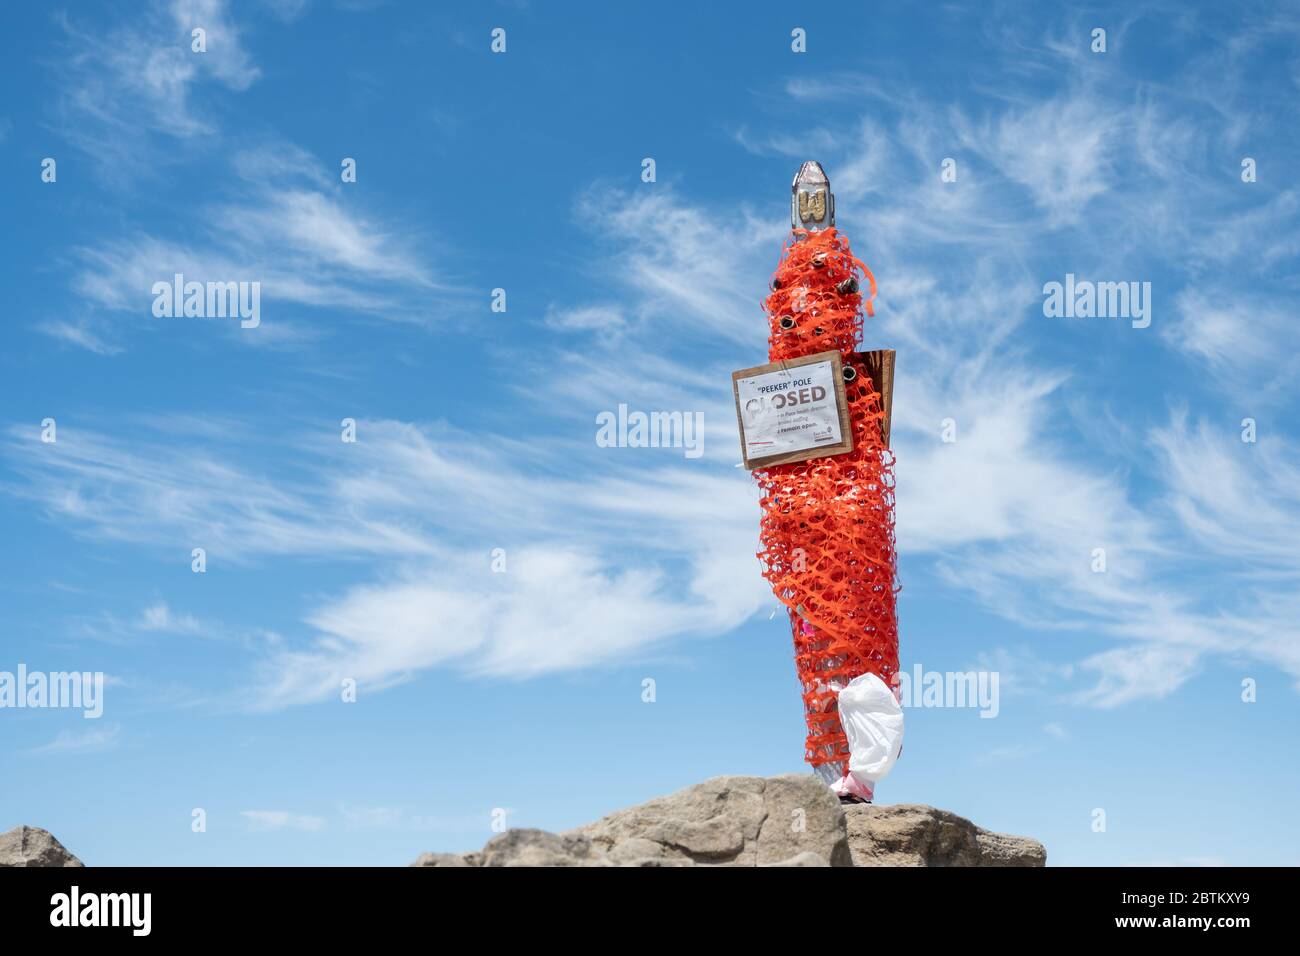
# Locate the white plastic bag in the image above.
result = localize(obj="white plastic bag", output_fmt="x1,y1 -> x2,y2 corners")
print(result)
837,672 -> 904,790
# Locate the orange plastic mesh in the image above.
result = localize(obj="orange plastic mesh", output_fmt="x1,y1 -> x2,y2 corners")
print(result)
755,227 -> 898,771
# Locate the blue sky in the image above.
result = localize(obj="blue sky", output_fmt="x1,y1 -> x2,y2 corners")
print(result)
2,0 -> 1298,866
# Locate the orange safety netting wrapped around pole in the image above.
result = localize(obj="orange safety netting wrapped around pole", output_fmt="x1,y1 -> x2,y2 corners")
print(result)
754,172 -> 899,788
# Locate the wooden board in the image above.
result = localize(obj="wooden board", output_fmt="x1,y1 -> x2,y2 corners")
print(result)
732,350 -> 854,469
857,348 -> 896,447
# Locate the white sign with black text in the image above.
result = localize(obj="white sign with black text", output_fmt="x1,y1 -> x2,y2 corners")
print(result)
732,351 -> 852,468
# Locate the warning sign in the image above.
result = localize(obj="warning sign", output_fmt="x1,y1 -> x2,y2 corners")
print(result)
732,350 -> 853,469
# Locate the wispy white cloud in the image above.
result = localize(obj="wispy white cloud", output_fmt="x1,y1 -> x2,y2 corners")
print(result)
28,724 -> 122,755
46,4 -> 454,348
63,141 -> 453,346
258,0 -> 311,23
47,4 -> 456,349
1152,413 -> 1300,579
218,188 -> 435,288
171,0 -> 260,89
1163,288 -> 1300,400
241,810 -> 326,832
544,303 -> 626,336
566,187 -> 785,346
1074,642 -> 1204,708
54,0 -> 259,163
2,422 -> 437,561
968,94 -> 1121,227
230,140 -> 332,188
1043,722 -> 1068,739
249,544 -> 715,704
80,181 -> 434,300
139,602 -> 204,635
37,321 -> 124,356
3,414 -> 766,706
968,647 -> 1075,700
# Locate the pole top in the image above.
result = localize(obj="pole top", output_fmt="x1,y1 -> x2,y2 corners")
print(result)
791,161 -> 835,231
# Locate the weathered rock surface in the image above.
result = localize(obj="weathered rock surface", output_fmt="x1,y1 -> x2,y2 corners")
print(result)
762,851 -> 831,867
410,775 -> 1045,867
574,773 -> 851,866
0,826 -> 84,867
409,851 -> 476,868
843,803 -> 1046,867
479,829 -> 608,867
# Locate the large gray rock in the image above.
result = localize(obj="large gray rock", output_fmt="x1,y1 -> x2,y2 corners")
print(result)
479,829 -> 609,867
411,831 -> 614,868
0,826 -> 84,867
843,804 -> 1046,866
575,774 -> 852,867
410,775 -> 851,867
408,776 -> 1046,868
409,851 -> 475,868
762,851 -> 831,867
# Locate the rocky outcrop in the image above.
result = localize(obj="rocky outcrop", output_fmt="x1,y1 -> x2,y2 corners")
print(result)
0,826 -> 84,867
575,774 -> 851,867
843,803 -> 1046,866
410,775 -> 1045,867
